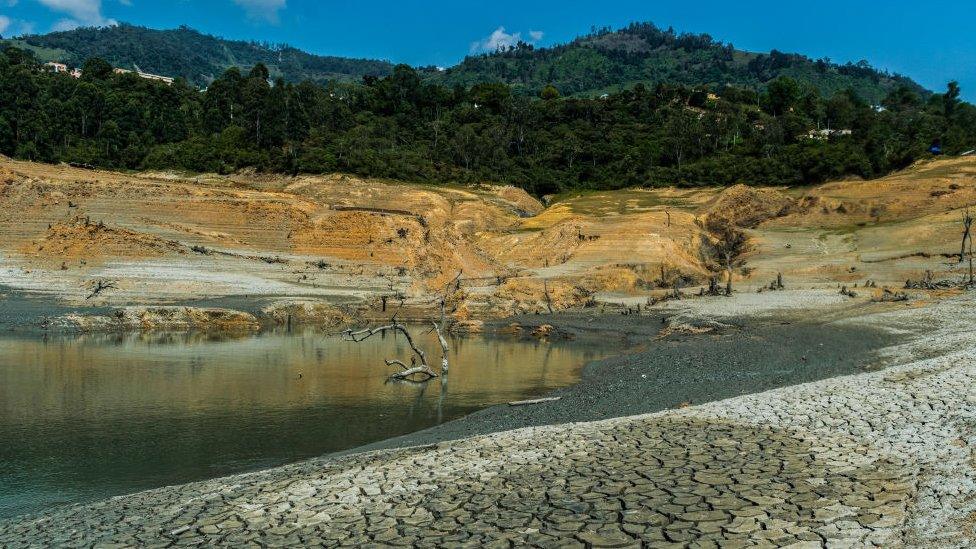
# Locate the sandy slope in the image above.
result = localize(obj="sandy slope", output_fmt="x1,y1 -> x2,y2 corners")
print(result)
2,157 -> 975,315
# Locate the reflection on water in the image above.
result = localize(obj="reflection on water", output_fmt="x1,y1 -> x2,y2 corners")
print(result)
0,328 -> 610,518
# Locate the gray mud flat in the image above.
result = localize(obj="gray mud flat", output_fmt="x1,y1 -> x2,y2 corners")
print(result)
0,286 -> 349,333
0,286 -> 110,329
351,311 -> 895,454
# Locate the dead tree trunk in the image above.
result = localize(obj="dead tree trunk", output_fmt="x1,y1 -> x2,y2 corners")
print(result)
432,320 -> 449,373
543,279 -> 554,314
431,271 -> 461,373
962,210 -> 974,264
701,215 -> 749,298
724,252 -> 733,296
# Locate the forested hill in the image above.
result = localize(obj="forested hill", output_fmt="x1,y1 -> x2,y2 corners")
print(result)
433,23 -> 926,104
0,24 -> 395,86
2,22 -> 927,103
3,40 -> 973,196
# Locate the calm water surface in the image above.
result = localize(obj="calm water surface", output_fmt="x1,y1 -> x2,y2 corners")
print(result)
0,328 -> 611,518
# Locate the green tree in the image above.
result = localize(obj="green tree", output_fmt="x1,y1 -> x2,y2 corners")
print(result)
944,81 -> 961,119
540,84 -> 560,100
81,57 -> 113,80
765,77 -> 800,116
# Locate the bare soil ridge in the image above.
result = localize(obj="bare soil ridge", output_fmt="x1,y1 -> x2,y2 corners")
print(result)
2,157 -> 976,321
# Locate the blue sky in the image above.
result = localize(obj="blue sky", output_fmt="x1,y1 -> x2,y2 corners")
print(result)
1,0 -> 973,100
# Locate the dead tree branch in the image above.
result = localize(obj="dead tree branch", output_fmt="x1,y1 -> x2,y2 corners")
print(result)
385,358 -> 436,380
509,396 -> 562,406
346,271 -> 462,380
344,320 -> 438,381
86,279 -> 117,300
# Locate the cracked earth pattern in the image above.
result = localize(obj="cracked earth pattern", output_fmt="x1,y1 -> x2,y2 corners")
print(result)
3,303 -> 976,547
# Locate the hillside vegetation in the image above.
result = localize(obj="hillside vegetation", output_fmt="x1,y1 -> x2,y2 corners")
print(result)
3,42 -> 974,195
3,22 -> 925,103
433,23 -> 924,103
0,24 -> 394,86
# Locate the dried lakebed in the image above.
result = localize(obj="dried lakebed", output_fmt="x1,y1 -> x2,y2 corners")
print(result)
2,292 -> 974,547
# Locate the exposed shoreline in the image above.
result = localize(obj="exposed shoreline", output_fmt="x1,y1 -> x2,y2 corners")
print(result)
1,288 -> 899,453
3,290 -> 973,545
344,305 -> 897,456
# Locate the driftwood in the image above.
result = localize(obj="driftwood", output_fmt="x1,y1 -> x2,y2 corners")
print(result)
905,270 -> 956,290
874,288 -> 910,303
509,396 -> 562,406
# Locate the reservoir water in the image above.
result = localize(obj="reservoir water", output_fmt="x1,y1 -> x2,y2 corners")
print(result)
0,328 -> 610,518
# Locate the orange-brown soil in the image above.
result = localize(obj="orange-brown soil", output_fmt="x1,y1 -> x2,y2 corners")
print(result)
2,156 -> 975,313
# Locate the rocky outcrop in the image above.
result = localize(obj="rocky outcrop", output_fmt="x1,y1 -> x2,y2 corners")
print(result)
45,307 -> 260,332
259,300 -> 351,330
702,184 -> 793,228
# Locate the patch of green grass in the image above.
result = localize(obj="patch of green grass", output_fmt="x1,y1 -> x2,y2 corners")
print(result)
549,188 -> 701,217
1,40 -> 71,64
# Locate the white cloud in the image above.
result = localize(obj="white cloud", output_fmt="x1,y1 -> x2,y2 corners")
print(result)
470,26 -> 544,54
233,0 -> 286,24
51,17 -> 81,30
0,14 -> 35,36
471,26 -> 519,53
36,0 -> 117,30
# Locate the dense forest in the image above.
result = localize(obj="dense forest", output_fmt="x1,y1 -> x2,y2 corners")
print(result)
1,46 -> 974,195
434,23 -> 926,103
0,24 -> 394,87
